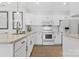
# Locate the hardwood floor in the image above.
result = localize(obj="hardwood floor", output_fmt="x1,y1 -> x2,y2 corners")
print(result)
31,45 -> 62,57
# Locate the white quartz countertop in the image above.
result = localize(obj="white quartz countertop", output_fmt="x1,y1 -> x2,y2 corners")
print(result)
63,34 -> 79,56
0,32 -> 35,44
68,33 -> 79,39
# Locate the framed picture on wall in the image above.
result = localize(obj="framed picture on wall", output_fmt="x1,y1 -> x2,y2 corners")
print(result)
12,12 -> 23,29
0,11 -> 8,29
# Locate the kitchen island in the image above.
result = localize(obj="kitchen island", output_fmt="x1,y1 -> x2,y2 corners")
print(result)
68,33 -> 79,39
0,32 -> 35,57
63,34 -> 79,57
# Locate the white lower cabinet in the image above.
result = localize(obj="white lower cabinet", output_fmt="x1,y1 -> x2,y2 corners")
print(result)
14,34 -> 34,57
0,37 -> 27,57
14,38 -> 26,57
15,35 -> 34,57
15,45 -> 26,57
55,32 -> 62,44
34,32 -> 42,45
26,35 -> 34,57
63,36 -> 79,57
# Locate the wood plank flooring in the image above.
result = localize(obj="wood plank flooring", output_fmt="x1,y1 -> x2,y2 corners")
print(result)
31,45 -> 62,57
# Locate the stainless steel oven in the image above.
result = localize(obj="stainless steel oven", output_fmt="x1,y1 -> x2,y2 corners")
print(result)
42,31 -> 55,45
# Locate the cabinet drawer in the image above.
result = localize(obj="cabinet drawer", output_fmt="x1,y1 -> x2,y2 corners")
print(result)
15,38 -> 26,51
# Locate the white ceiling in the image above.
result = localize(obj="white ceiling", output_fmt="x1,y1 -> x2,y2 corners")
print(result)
25,2 -> 69,11
24,2 -> 70,15
0,2 -> 71,15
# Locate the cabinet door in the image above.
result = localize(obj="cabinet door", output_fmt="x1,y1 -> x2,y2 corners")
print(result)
26,39 -> 30,57
15,38 -> 26,57
31,34 -> 35,46
32,33 -> 37,44
34,32 -> 42,45
26,36 -> 33,57
55,32 -> 62,44
15,45 -> 26,57
15,38 -> 26,51
63,36 -> 79,56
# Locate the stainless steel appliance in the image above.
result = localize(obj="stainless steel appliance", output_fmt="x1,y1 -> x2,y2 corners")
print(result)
42,20 -> 55,45
42,31 -> 55,45
42,24 -> 55,45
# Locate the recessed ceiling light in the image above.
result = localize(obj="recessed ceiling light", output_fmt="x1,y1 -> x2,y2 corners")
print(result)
63,2 -> 67,5
36,2 -> 39,5
7,2 -> 11,4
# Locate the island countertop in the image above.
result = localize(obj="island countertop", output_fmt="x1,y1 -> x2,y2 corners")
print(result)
0,32 -> 36,44
67,33 -> 79,39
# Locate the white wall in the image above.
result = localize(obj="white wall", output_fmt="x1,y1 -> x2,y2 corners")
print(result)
0,5 -> 15,33
60,17 -> 79,34
0,3 -> 24,33
69,2 -> 79,16
70,19 -> 79,34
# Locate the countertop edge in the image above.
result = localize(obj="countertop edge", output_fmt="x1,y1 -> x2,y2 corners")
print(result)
0,32 -> 37,44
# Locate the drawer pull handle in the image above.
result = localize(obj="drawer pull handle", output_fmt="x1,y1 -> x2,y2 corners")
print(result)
21,41 -> 25,44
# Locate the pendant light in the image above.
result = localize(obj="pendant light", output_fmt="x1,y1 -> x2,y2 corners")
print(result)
16,2 -> 19,14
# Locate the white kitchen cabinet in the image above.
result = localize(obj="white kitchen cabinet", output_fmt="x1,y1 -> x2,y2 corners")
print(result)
0,37 -> 27,57
55,32 -> 62,44
15,38 -> 26,51
63,36 -> 79,57
32,33 -> 37,44
34,32 -> 42,45
14,38 -> 26,57
15,44 -> 26,57
26,34 -> 34,57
